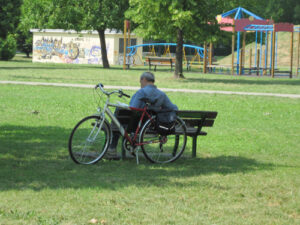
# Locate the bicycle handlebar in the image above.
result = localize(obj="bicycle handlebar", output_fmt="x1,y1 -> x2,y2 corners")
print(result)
95,83 -> 130,98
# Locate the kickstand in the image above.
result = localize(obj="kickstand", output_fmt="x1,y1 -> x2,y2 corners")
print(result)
135,148 -> 139,165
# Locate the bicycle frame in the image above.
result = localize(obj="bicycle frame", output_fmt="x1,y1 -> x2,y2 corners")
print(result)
97,95 -> 154,148
69,84 -> 187,165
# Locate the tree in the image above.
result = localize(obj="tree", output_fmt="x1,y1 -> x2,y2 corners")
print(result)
0,0 -> 22,60
52,0 -> 129,68
18,0 -> 61,57
0,34 -> 17,60
0,0 -> 22,39
16,30 -> 32,58
20,0 -> 128,67
126,0 -> 220,78
262,0 -> 300,23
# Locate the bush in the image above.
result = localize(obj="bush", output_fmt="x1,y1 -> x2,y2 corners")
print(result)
0,34 -> 17,60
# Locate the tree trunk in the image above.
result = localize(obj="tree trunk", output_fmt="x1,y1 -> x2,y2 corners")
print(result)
97,29 -> 110,68
174,28 -> 184,78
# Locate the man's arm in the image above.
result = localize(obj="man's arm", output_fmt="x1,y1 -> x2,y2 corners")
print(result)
129,89 -> 145,108
163,93 -> 178,110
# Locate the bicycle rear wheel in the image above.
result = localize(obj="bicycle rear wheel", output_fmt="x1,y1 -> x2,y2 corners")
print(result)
68,116 -> 111,164
139,117 -> 187,163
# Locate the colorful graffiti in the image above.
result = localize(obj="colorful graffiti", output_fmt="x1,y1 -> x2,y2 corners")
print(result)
33,37 -> 107,64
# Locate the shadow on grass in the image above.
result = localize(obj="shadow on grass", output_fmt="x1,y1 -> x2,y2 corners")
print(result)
0,125 -> 275,191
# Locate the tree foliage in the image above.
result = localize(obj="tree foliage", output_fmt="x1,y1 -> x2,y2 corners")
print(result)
261,0 -> 300,23
127,0 -> 221,77
20,0 -> 57,30
51,0 -> 129,68
0,34 -> 17,60
0,0 -> 22,39
19,0 -> 128,67
0,0 -> 22,60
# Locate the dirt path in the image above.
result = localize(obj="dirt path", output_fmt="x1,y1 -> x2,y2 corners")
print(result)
1,80 -> 300,99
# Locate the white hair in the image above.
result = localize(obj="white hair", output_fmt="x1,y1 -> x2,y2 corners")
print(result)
140,72 -> 155,82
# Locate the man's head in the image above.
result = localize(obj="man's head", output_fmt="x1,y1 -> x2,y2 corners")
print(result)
140,72 -> 155,88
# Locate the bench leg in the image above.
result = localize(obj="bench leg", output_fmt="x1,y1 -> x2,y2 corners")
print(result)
121,137 -> 126,160
192,136 -> 197,158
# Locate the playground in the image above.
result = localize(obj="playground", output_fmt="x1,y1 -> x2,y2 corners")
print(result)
123,7 -> 300,78
0,56 -> 299,224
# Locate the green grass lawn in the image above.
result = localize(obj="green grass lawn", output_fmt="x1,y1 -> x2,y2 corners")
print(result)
0,57 -> 300,224
0,77 -> 299,224
1,55 -> 300,95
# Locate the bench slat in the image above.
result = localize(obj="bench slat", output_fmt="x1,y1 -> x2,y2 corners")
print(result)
116,111 -> 218,123
184,119 -> 215,127
177,110 -> 218,119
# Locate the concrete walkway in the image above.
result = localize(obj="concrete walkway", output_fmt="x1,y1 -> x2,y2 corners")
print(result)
1,80 -> 300,99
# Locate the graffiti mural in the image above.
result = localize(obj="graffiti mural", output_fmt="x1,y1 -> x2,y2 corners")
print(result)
33,36 -> 109,64
88,46 -> 102,64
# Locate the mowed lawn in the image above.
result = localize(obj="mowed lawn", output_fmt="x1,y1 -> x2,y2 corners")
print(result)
1,55 -> 300,94
0,58 -> 300,224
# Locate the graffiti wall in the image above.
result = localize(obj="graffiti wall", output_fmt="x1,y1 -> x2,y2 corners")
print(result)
32,32 -> 113,65
31,29 -> 143,65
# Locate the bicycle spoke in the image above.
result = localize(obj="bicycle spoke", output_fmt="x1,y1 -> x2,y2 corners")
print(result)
140,117 -> 187,163
69,116 -> 110,164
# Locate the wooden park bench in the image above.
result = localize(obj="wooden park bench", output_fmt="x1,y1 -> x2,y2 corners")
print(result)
207,65 -> 231,74
112,109 -> 218,159
186,61 -> 203,71
146,57 -> 175,71
176,110 -> 218,157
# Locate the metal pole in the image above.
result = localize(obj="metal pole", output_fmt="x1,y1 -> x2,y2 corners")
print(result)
271,25 -> 276,78
209,42 -> 213,66
290,31 -> 294,78
123,20 -> 127,70
256,49 -> 260,76
297,32 -> 300,77
203,42 -> 207,73
255,31 -> 258,68
236,31 -> 241,74
275,32 -> 278,69
231,20 -> 235,75
264,31 -> 269,75
127,21 -> 131,67
260,32 -> 263,74
242,32 -> 246,75
270,30 -> 273,72
239,48 -> 243,75
249,48 -> 252,74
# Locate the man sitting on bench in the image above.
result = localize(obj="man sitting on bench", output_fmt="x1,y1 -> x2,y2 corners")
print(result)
105,72 -> 178,160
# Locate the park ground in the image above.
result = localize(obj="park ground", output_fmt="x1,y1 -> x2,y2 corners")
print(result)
0,55 -> 299,224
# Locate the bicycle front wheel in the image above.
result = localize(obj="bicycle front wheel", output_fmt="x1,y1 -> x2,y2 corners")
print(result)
68,116 -> 111,164
139,117 -> 187,163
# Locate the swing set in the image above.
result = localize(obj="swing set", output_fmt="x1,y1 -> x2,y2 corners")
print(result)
125,43 -> 207,69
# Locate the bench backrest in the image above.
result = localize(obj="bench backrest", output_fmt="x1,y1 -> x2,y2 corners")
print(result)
146,57 -> 175,64
176,110 -> 218,128
113,109 -> 217,132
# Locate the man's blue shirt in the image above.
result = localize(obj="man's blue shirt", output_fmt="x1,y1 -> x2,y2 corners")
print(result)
129,85 -> 178,110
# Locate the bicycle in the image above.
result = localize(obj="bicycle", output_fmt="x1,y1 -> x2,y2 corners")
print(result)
68,83 -> 187,164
